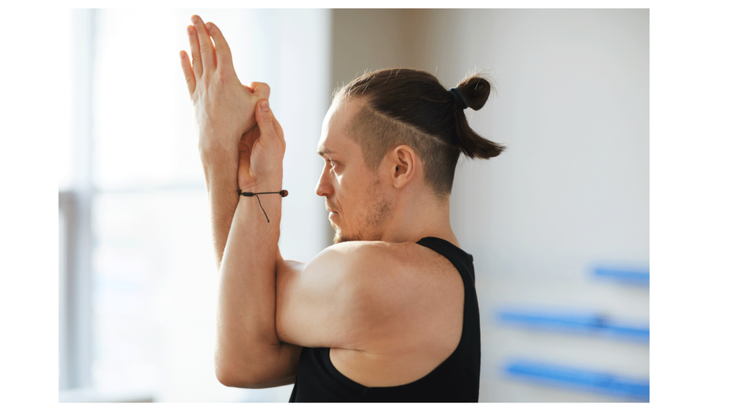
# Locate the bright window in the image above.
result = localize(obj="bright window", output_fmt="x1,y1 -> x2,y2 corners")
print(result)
60,9 -> 331,402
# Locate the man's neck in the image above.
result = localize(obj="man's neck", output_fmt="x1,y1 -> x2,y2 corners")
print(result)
380,194 -> 459,247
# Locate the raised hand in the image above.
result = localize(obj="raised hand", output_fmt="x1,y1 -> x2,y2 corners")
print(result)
180,15 -> 268,155
237,100 -> 286,191
179,15 -> 280,270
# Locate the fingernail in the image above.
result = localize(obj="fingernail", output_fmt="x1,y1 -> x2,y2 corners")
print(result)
206,22 -> 213,33
261,100 -> 269,112
187,26 -> 194,36
192,15 -> 200,24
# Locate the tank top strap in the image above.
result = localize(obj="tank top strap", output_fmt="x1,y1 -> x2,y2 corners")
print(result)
416,237 -> 476,284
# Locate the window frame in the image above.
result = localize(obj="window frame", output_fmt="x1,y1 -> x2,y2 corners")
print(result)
59,8 -> 95,394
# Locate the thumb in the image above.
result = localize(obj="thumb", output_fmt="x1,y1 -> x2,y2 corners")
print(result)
255,99 -> 277,142
256,99 -> 274,135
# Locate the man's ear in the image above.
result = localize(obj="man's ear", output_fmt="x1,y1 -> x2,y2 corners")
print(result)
389,145 -> 417,189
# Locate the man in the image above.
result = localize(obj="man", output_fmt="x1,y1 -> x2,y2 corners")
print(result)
180,15 -> 503,402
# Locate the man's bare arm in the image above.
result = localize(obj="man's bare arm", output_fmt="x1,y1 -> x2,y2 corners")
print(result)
214,99 -> 303,387
199,143 -> 238,270
181,15 -> 301,387
180,16 -> 269,270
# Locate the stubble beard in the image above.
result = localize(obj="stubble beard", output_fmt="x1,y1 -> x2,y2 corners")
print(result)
332,179 -> 391,244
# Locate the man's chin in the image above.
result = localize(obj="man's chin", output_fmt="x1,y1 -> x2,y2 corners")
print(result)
333,231 -> 347,244
331,221 -> 345,244
333,228 -> 356,244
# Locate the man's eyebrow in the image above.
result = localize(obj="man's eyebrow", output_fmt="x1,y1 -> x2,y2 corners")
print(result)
317,147 -> 335,157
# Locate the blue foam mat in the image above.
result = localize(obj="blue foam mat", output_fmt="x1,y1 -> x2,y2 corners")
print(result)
504,359 -> 649,401
497,310 -> 649,342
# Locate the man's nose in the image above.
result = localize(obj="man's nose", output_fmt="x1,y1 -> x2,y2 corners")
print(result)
315,165 -> 332,197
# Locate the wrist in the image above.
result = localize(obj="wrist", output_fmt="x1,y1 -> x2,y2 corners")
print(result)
198,131 -> 238,158
238,176 -> 284,194
235,183 -> 286,225
199,140 -> 238,166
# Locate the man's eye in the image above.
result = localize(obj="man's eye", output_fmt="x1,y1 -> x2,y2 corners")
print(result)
329,159 -> 336,168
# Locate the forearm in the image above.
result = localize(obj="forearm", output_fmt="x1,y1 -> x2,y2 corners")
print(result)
199,144 -> 238,270
215,177 -> 289,386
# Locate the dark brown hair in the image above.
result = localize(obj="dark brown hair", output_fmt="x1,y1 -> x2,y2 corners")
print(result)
335,68 -> 505,198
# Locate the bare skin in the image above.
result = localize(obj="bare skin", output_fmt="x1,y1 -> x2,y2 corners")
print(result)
181,15 -> 465,388
181,15 -> 296,387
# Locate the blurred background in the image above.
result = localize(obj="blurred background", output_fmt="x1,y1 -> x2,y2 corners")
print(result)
57,9 -> 648,402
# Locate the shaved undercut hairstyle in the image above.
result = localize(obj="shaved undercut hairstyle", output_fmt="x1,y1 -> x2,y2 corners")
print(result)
335,68 -> 505,199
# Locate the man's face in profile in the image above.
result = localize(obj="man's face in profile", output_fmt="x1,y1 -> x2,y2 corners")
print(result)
316,98 -> 392,244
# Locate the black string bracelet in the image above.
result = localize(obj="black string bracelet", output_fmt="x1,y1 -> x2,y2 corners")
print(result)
237,190 -> 288,223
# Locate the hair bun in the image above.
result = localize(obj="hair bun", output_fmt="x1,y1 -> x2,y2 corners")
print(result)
450,73 -> 504,160
456,75 -> 491,111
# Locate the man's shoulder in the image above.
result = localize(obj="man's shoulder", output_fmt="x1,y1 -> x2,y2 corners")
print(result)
307,240 -> 463,311
312,240 -> 452,278
313,241 -> 465,364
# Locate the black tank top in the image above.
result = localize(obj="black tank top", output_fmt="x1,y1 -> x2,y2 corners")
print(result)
288,237 -> 481,402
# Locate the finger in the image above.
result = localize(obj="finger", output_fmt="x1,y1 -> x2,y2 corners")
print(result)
179,50 -> 195,96
255,100 -> 277,142
270,109 -> 281,129
205,22 -> 232,73
258,102 -> 286,150
250,82 -> 271,100
191,15 -> 216,72
271,111 -> 285,145
186,25 -> 202,79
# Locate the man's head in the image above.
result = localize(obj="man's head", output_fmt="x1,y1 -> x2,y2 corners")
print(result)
316,68 -> 505,243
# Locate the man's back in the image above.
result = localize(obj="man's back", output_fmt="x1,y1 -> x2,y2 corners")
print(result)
285,237 -> 481,402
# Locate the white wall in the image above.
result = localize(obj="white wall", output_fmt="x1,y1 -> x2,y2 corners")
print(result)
420,9 -> 649,402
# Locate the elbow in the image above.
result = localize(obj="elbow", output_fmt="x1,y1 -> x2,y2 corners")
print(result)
215,348 -> 254,388
215,358 -> 242,388
215,361 -> 259,389
215,353 -> 278,389
216,373 -> 251,389
215,367 -> 238,388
